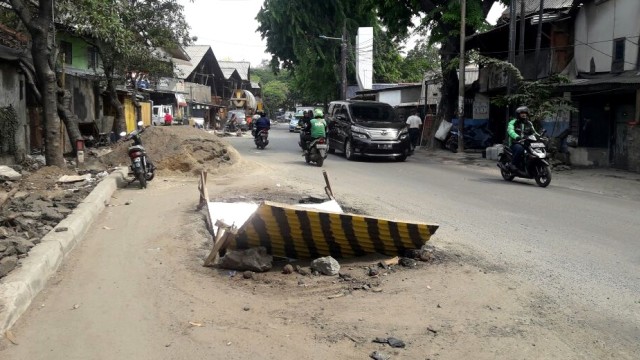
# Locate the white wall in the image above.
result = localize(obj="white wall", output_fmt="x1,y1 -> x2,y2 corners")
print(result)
575,0 -> 640,73
356,27 -> 373,90
378,91 -> 402,107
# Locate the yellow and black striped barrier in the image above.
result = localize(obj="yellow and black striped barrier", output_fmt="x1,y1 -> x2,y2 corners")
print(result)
228,201 -> 439,259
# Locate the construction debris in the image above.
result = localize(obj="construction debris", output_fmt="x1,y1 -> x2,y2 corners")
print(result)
217,247 -> 273,272
310,256 -> 340,276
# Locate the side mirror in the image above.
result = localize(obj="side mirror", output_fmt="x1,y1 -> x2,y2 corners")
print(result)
119,131 -> 127,137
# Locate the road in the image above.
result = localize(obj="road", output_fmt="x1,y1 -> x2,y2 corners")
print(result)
2,123 -> 638,359
231,123 -> 640,351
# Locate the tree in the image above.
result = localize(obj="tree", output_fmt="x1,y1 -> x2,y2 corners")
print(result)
373,0 -> 497,147
256,0 -> 407,104
261,81 -> 289,114
7,0 -> 65,166
400,38 -> 441,82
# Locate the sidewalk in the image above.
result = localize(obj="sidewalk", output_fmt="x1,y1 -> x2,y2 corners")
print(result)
413,148 -> 640,201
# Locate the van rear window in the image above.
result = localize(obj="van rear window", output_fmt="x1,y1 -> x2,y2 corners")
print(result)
349,104 -> 397,122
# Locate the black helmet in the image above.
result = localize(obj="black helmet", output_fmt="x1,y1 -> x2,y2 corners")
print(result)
515,106 -> 529,116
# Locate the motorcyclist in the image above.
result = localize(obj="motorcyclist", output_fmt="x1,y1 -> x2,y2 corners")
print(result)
507,106 -> 538,171
299,110 -> 313,147
254,111 -> 270,139
251,114 -> 260,136
303,109 -> 327,153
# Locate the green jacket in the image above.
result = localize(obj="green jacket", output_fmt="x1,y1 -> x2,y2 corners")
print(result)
507,118 -> 538,145
310,118 -> 327,138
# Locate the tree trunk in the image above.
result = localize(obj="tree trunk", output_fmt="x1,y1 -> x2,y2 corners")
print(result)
32,32 -> 65,166
103,61 -> 126,135
427,37 -> 459,149
57,87 -> 83,151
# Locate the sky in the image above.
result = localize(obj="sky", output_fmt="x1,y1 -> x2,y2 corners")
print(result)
178,0 -> 507,68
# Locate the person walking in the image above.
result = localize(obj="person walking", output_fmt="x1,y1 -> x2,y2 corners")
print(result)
406,111 -> 422,151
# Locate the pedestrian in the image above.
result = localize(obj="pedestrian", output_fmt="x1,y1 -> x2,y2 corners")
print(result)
164,110 -> 173,126
406,110 -> 422,150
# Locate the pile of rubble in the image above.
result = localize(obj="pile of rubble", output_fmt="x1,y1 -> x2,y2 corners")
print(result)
0,163 -> 107,278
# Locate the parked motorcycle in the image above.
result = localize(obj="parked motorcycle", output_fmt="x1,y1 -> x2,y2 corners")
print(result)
119,121 -> 155,189
303,137 -> 328,167
445,123 -> 494,153
497,130 -> 551,187
254,129 -> 269,149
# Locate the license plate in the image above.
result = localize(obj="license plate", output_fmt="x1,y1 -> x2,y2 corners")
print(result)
316,144 -> 327,149
379,144 -> 392,149
530,142 -> 544,148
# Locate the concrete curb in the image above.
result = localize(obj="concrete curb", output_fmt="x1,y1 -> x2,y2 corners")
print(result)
0,168 -> 129,335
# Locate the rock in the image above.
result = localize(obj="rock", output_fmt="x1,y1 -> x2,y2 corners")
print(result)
218,247 -> 273,272
404,249 -> 422,259
296,266 -> 309,276
4,237 -> 35,254
21,211 -> 43,219
13,191 -> 29,200
282,264 -> 294,274
55,227 -> 68,232
0,242 -> 7,253
41,208 -> 65,222
310,256 -> 340,276
370,351 -> 391,360
242,271 -> 254,279
368,267 -> 379,276
0,255 -> 19,278
0,166 -> 22,181
55,207 -> 73,216
399,258 -> 417,268
338,272 -> 353,280
387,337 -> 406,348
0,226 -> 10,239
243,306 -> 250,311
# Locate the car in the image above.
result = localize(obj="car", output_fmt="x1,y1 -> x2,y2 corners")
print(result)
326,100 -> 412,161
289,117 -> 301,132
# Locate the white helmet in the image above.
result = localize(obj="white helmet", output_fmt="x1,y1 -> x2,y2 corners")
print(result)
252,114 -> 260,120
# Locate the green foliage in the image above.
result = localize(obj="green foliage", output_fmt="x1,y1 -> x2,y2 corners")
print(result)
400,38 -> 440,82
262,80 -> 289,113
479,57 -> 575,123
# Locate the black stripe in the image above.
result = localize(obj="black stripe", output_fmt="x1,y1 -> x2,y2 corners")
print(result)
340,215 -> 365,256
319,213 -> 342,258
407,223 -> 423,248
365,217 -> 385,254
295,210 -> 320,258
235,232 -> 249,249
428,225 -> 439,235
271,207 -> 297,258
251,214 -> 271,254
388,221 -> 406,255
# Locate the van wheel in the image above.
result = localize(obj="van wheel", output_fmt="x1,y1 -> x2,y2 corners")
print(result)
344,139 -> 355,161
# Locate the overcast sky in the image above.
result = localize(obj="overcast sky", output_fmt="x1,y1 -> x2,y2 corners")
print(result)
178,0 -> 507,68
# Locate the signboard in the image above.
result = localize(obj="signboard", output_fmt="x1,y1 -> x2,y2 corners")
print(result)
473,94 -> 490,119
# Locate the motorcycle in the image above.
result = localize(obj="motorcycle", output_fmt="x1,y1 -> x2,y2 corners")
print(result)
497,130 -> 551,187
254,128 -> 269,149
445,123 -> 494,153
119,121 -> 155,189
303,137 -> 328,167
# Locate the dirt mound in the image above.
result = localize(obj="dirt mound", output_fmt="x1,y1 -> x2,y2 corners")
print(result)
100,127 -> 239,176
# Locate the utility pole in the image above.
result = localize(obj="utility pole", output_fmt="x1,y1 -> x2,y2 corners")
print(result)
319,26 -> 348,100
341,21 -> 347,100
519,0 -> 526,68
458,0 -> 466,153
506,0 -> 518,136
534,0 -> 545,79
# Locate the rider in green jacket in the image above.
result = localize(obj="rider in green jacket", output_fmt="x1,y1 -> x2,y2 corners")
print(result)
507,106 -> 538,170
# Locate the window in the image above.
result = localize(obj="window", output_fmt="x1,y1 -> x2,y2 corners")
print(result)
88,46 -> 99,69
612,38 -> 625,73
59,41 -> 72,65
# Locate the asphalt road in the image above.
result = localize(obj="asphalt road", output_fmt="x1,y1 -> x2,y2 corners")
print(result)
232,123 -> 640,349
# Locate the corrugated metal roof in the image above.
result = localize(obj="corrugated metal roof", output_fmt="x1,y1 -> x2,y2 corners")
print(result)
219,61 -> 251,80
175,45 -> 210,78
508,0 -> 573,16
562,72 -> 640,87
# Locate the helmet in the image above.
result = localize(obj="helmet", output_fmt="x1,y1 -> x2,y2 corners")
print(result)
313,108 -> 324,118
515,106 -> 529,116
252,114 -> 260,120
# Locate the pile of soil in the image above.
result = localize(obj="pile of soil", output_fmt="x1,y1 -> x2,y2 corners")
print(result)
100,127 -> 239,176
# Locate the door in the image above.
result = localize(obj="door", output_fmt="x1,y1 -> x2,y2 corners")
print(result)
612,104 -> 634,169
